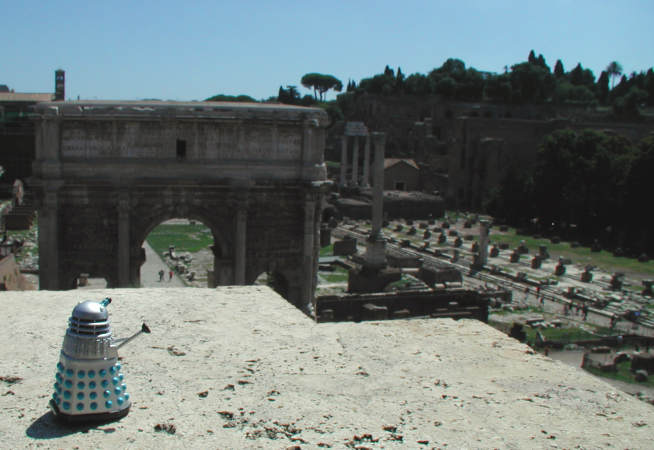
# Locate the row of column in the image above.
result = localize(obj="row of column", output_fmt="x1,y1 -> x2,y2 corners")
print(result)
340,135 -> 371,188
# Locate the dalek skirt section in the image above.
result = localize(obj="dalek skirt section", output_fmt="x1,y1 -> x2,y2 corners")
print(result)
50,298 -> 149,424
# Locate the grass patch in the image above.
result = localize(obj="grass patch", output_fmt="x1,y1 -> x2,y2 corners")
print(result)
490,306 -> 542,316
492,228 -> 654,276
585,361 -> 654,388
322,266 -> 348,283
146,223 -> 213,255
524,327 -> 599,346
5,215 -> 39,264
320,244 -> 334,257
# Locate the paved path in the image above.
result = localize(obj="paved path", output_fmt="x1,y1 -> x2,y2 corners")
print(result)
139,241 -> 186,287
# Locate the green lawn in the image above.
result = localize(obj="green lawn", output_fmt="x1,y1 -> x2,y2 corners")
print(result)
146,223 -> 213,255
6,216 -> 39,263
492,228 -> 654,276
322,266 -> 349,283
584,360 -> 654,388
320,244 -> 334,257
524,326 -> 600,346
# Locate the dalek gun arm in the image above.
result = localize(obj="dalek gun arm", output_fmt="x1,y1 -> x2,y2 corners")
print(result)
112,323 -> 151,350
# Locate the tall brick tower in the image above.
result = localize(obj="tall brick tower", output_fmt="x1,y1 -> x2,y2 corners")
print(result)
54,69 -> 65,101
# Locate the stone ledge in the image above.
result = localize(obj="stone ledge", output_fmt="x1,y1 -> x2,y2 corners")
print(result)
0,286 -> 652,447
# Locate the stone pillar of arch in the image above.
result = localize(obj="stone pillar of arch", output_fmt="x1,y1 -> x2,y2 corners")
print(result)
38,189 -> 61,290
234,205 -> 247,285
301,190 -> 318,307
117,191 -> 131,287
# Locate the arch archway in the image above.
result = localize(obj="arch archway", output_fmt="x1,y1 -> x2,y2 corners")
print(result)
31,100 -> 328,308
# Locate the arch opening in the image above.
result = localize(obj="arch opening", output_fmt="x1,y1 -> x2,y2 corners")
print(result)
73,274 -> 108,290
253,269 -> 291,302
139,218 -> 217,287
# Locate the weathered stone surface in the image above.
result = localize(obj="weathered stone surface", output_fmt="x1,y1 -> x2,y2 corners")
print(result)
4,287 -> 652,448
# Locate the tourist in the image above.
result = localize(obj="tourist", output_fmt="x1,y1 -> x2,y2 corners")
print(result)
169,270 -> 173,281
158,269 -> 164,282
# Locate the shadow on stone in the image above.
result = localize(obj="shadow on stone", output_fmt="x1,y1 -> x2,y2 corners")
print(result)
26,411 -> 93,439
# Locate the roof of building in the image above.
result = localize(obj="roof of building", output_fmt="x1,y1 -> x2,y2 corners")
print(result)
31,100 -> 328,125
0,92 -> 53,103
384,158 -> 419,170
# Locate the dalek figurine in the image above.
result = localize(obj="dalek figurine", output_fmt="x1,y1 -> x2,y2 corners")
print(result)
50,297 -> 150,424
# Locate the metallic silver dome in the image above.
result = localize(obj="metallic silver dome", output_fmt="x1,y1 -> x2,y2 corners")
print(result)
68,300 -> 111,337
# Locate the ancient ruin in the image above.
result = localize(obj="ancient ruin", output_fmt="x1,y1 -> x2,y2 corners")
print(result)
30,101 -> 329,307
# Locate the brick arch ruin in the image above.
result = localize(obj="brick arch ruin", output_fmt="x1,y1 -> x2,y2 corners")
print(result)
31,101 -> 328,307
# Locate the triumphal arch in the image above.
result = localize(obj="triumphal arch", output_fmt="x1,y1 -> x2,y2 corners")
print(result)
31,100 -> 328,307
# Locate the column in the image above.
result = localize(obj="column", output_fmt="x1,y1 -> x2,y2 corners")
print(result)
39,190 -> 59,290
301,191 -> 317,306
339,136 -> 348,187
351,136 -> 359,186
478,219 -> 490,267
370,132 -> 386,236
363,132 -> 387,269
117,191 -> 130,286
234,200 -> 247,285
362,135 -> 371,187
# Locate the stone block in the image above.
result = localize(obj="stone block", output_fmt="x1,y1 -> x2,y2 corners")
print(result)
318,308 -> 334,322
391,308 -> 411,319
554,263 -> 566,276
531,256 -> 541,269
320,227 -> 331,247
362,303 -> 389,320
334,238 -> 357,256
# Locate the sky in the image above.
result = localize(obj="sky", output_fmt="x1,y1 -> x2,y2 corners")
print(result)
3,0 -> 653,102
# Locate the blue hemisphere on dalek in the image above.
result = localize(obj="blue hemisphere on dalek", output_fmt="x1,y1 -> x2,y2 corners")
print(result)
50,297 -> 150,424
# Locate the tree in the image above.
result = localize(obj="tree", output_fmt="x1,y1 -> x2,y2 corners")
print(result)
301,73 -> 343,101
404,73 -> 432,95
205,93 -> 256,103
277,85 -> 300,105
509,62 -> 554,102
554,59 -> 565,78
568,63 -> 595,87
606,61 -> 623,89
597,71 -> 610,104
528,50 -> 537,65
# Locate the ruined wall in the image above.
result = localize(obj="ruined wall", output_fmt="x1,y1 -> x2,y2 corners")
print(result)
384,162 -> 420,191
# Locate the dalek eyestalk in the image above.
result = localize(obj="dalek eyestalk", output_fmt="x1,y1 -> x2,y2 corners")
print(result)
49,297 -> 150,424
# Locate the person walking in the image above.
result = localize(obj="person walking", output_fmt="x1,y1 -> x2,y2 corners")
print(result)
158,269 -> 164,282
169,270 -> 173,281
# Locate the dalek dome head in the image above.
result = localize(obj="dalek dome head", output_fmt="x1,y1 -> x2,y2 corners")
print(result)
72,300 -> 109,321
67,299 -> 112,340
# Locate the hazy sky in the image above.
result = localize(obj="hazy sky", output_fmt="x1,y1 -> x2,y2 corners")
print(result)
3,0 -> 653,101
